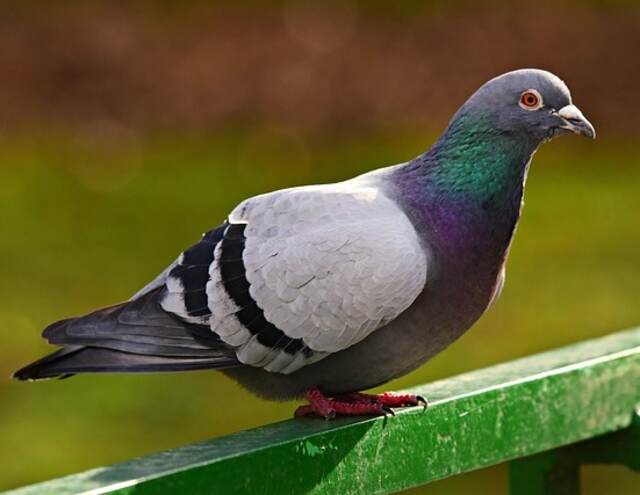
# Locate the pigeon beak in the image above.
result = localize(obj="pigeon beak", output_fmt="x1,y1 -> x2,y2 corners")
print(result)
556,104 -> 596,139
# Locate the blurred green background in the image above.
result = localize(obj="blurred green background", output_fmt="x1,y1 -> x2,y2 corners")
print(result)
1,1 -> 639,493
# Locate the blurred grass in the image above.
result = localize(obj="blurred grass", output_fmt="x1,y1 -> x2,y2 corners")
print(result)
0,131 -> 639,492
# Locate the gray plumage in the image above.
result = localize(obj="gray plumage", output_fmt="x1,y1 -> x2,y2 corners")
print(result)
15,69 -> 595,401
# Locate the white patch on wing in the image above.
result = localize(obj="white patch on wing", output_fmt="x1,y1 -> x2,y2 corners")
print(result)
207,242 -> 251,345
159,268 -> 211,326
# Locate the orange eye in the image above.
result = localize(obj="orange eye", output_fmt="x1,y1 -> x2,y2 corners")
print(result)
519,90 -> 542,110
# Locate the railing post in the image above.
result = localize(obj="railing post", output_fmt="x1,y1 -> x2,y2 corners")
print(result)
509,409 -> 640,494
509,451 -> 580,494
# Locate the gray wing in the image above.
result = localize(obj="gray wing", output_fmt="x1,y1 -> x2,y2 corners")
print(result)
162,182 -> 429,375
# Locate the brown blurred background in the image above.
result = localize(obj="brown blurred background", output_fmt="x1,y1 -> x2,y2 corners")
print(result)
1,1 -> 639,494
1,1 -> 639,135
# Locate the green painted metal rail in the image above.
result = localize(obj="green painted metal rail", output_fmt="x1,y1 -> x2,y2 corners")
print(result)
6,328 -> 640,495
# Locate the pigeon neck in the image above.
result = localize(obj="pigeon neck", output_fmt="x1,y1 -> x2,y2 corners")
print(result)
394,113 -> 537,262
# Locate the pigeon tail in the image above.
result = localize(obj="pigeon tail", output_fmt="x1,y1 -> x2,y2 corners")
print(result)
13,345 -> 238,381
13,288 -> 240,381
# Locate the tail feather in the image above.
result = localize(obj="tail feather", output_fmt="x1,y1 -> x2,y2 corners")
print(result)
13,346 -> 84,381
14,287 -> 240,381
13,346 -> 237,381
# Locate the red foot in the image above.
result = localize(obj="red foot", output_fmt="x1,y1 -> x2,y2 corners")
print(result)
342,392 -> 428,408
294,388 -> 428,419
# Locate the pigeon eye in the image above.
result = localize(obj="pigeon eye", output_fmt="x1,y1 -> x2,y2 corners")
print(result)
519,90 -> 543,110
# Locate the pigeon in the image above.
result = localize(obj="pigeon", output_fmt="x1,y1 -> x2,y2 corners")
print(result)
14,69 -> 595,418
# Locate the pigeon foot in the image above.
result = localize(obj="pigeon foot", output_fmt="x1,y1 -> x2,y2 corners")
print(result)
294,388 -> 428,419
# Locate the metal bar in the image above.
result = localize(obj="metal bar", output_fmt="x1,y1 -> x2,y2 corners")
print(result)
6,327 -> 640,495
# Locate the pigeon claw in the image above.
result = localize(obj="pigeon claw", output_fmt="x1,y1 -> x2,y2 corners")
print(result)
294,389 -> 428,419
381,405 -> 396,416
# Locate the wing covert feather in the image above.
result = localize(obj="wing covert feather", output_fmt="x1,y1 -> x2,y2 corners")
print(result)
227,183 -> 428,360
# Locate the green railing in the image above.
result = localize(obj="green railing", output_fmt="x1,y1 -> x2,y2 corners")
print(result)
6,328 -> 640,495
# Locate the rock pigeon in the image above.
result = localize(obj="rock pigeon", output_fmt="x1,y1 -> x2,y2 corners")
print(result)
14,69 -> 595,418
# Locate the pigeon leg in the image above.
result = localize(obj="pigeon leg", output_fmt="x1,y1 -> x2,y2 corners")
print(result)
340,392 -> 429,409
294,388 -> 427,419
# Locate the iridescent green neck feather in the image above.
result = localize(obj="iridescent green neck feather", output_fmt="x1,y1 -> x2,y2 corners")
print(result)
393,112 -> 538,258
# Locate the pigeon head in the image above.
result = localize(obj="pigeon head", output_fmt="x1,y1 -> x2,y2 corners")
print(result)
396,69 -> 596,246
454,69 -> 595,143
